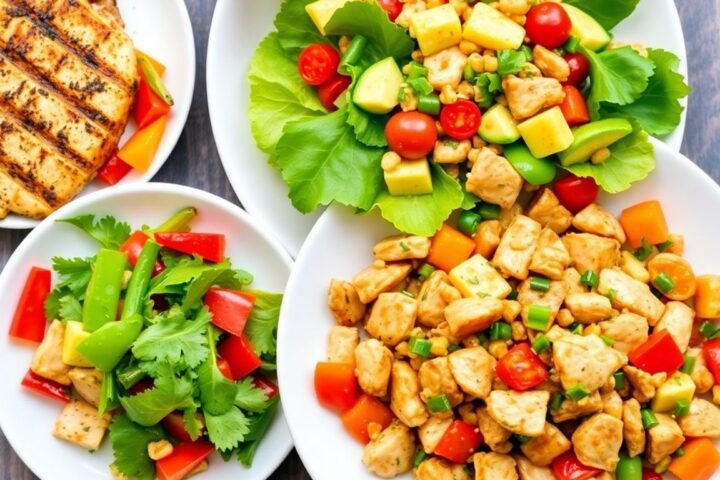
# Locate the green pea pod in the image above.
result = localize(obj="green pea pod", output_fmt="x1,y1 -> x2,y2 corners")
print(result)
82,248 -> 128,332
121,240 -> 160,320
615,453 -> 642,480
77,314 -> 143,372
504,142 -> 557,185
138,56 -> 174,106
150,207 -> 197,234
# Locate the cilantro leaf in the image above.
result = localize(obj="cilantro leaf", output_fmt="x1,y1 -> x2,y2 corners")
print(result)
44,290 -> 61,320
197,326 -> 239,415
149,260 -> 234,311
234,378 -> 270,413
119,365 -> 194,426
273,0 -> 330,59
497,49 -> 528,75
58,295 -> 82,323
236,396 -> 281,467
183,402 -> 203,441
205,405 -> 251,452
109,414 -> 166,480
57,214 -> 131,249
564,0 -> 640,30
51,256 -> 94,297
245,291 -> 283,357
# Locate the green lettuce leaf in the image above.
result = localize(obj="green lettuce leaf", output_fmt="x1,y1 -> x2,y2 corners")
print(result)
346,98 -> 389,147
109,414 -> 166,480
273,0 -> 330,59
564,0 -> 640,30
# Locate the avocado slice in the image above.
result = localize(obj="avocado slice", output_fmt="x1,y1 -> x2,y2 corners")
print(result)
479,104 -> 520,144
353,57 -> 404,115
504,142 -> 557,185
561,4 -> 612,52
558,118 -> 633,166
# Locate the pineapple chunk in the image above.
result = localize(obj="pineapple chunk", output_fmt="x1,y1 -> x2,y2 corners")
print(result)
306,0 -> 354,35
384,158 -> 434,196
409,4 -> 462,56
651,372 -> 696,413
517,107 -> 574,159
62,321 -> 93,367
463,3 -> 525,51
449,254 -> 512,299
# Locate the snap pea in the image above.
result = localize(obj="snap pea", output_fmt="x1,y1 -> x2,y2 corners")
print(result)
341,36 -> 368,71
121,240 -> 160,320
82,248 -> 128,332
150,206 -> 197,233
615,453 -> 642,480
77,314 -> 143,372
503,142 -> 557,185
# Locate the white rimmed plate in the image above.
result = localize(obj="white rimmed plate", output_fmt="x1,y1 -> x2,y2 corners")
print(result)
277,139 -> 718,480
0,184 -> 293,480
0,0 -> 196,230
207,0 -> 688,257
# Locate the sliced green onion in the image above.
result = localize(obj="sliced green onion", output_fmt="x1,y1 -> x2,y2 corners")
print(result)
600,335 -> 615,346
653,273 -> 675,294
427,394 -> 452,413
616,453 -> 642,480
464,63 -> 476,82
641,408 -> 659,429
580,270 -> 599,288
527,304 -> 551,331
699,321 -> 720,339
606,288 -> 618,302
409,337 -> 432,358
613,371 -> 626,391
674,399 -> 690,418
532,334 -> 551,354
413,449 -> 427,467
657,240 -> 674,252
565,384 -> 589,402
489,322 -> 512,341
458,211 -> 482,236
418,94 -> 441,115
550,393 -> 564,411
341,35 -> 368,69
568,322 -> 583,335
680,355 -> 697,374
507,289 -> 519,301
477,203 -> 501,220
529,277 -> 551,292
418,263 -> 436,281
407,61 -> 428,79
514,434 -> 531,444
407,76 -> 433,96
633,238 -> 653,261
673,448 -> 685,458
564,35 -> 580,53
138,56 -> 174,105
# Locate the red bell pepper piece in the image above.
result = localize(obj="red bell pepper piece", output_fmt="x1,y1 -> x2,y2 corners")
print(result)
217,357 -> 234,380
134,79 -> 171,130
154,232 -> 226,263
551,451 -> 602,480
129,378 -> 155,395
703,337 -> 720,384
9,267 -> 51,344
217,334 -> 262,380
496,343 -> 548,391
204,287 -> 255,337
155,441 -> 214,480
21,370 -> 69,403
629,329 -> 684,375
252,376 -> 279,399
119,230 -> 164,275
96,152 -> 133,186
314,362 -> 358,413
161,411 -> 194,443
434,420 -> 483,464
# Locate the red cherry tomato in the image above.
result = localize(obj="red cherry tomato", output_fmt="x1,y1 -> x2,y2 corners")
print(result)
496,343 -> 548,391
553,175 -> 599,213
439,100 -> 482,140
298,44 -> 340,86
385,111 -> 438,159
317,74 -> 352,111
526,3 -> 572,49
642,469 -> 663,480
563,52 -> 590,87
378,0 -> 402,21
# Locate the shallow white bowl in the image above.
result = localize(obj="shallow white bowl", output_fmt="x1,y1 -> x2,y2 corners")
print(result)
0,184 -> 293,480
278,139 -> 719,480
207,0 -> 687,257
0,0 -> 196,230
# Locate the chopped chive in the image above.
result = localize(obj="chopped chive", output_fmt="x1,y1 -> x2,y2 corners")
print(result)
656,240 -> 674,252
606,288 -> 618,302
417,94 -> 441,115
477,203 -> 501,220
600,335 -> 615,346
613,371 -> 626,390
641,408 -> 659,429
514,434 -> 531,444
409,337 -> 432,358
527,304 -> 551,331
413,449 -> 427,467
507,289 -> 519,301
458,211 -> 482,236
464,63 -> 476,82
532,334 -> 551,354
680,355 -> 696,374
653,273 -> 675,294
673,448 -> 685,458
399,241 -> 410,252
633,238 -> 653,261
529,277 -> 551,292
427,394 -> 452,413
564,35 -> 580,53
407,61 -> 428,79
699,321 -> 720,339
418,263 -> 436,281
489,322 -> 512,341
550,393 -> 564,411
674,399 -> 690,418
565,384 -> 589,402
568,322 -> 583,335
580,270 -> 599,288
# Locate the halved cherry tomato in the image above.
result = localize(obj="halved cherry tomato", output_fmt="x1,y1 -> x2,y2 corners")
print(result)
439,100 -> 482,140
642,469 -> 663,480
385,111 -> 438,159
9,267 -> 51,344
154,232 -> 225,263
378,0 -> 402,21
559,85 -> 590,126
298,44 -> 340,86
318,73 -> 351,111
526,2 -> 572,49
553,175 -> 599,213
551,451 -> 602,480
629,330 -> 684,375
96,152 -> 133,186
564,52 -> 590,87
496,343 -> 548,391
434,420 -> 483,464
314,362 -> 358,412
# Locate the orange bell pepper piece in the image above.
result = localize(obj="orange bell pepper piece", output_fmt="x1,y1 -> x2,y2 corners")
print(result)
341,394 -> 395,444
668,438 -> 720,480
559,85 -> 590,126
619,200 -> 669,248
118,115 -> 168,172
314,362 -> 358,413
695,275 -> 720,319
426,224 -> 475,271
136,49 -> 166,76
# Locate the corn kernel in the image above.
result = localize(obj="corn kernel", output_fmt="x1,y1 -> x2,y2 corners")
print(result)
148,440 -> 173,461
439,85 -> 458,104
459,40 -> 480,55
591,147 -> 612,164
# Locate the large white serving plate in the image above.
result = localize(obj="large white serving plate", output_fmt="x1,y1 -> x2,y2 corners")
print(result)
1,0 -> 196,229
207,0 -> 688,257
277,138 -> 718,480
0,184 -> 293,480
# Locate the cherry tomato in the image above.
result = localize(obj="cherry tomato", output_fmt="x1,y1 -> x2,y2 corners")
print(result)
298,44 -> 340,86
385,111 -> 438,159
378,0 -> 402,21
496,343 -> 548,391
563,52 -> 590,87
559,85 -> 590,126
318,74 -> 351,111
642,469 -> 663,480
526,3 -> 572,49
439,100 -> 482,140
553,175 -> 599,213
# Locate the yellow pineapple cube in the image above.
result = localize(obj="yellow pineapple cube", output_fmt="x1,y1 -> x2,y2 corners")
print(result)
449,254 -> 512,299
517,107 -> 574,159
463,3 -> 525,50
384,158 -> 434,196
305,0 -> 354,35
409,4 -> 462,56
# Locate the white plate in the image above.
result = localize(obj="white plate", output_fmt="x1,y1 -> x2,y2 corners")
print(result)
278,138 -> 718,480
0,184 -> 293,480
0,0 -> 196,230
207,0 -> 687,257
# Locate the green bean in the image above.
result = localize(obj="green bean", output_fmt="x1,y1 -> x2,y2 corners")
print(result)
121,240 -> 160,320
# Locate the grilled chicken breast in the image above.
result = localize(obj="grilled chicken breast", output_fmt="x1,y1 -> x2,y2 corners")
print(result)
0,0 -> 137,219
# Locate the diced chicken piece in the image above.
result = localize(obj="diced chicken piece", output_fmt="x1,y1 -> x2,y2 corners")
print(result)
477,407 -> 513,453
687,347 -> 715,394
53,398 -> 112,450
362,420 -> 415,478
520,423 -> 571,466
552,334 -> 627,392
532,45 -> 569,81
476,220 -> 502,259
418,416 -> 453,454
678,398 -> 720,438
499,204 -> 523,232
396,0 -> 426,28
418,271 -> 462,328
327,326 -> 359,364
327,279 -> 366,326
572,204 -> 626,243
620,250 -> 651,283
601,390 -> 623,419
572,413 -> 624,471
551,391 -> 603,423
526,189 -> 573,234
466,148 -> 524,209
646,414 -> 684,465
504,301 -> 522,323
418,357 -> 464,408
493,215 -> 542,280
529,228 -> 571,280
425,47 -> 467,90
622,399 -> 646,458
486,390 -> 549,437
444,298 -> 504,339
562,268 -> 587,295
517,277 -> 566,325
366,293 -> 417,347
654,301 -> 694,352
355,339 -> 393,397
599,313 -> 649,355
353,263 -> 413,304
598,269 -> 665,325
448,346 -> 496,399
502,75 -> 564,121
30,320 -> 72,386
564,292 -> 617,324
563,234 -> 620,275
68,368 -> 103,407
416,457 -> 471,480
434,139 -> 472,164
391,361 -> 429,427
515,455 -> 556,480
373,235 -> 431,261
624,366 -> 666,403
473,452 -> 518,480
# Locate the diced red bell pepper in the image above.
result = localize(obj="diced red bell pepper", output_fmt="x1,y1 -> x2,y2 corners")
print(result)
204,287 -> 255,337
96,152 -> 133,186
551,451 -> 602,480
496,343 -> 548,391
217,334 -> 262,380
119,230 -> 164,275
9,267 -> 51,344
161,411 -> 193,443
129,378 -> 155,395
253,376 -> 279,399
154,232 -> 226,263
217,357 -> 234,380
134,79 -> 171,130
314,362 -> 358,413
703,338 -> 720,384
155,441 -> 214,480
434,420 -> 483,464
629,329 -> 684,375
21,370 -> 69,403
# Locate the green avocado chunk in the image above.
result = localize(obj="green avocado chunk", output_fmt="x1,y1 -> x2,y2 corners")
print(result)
558,118 -> 633,166
561,4 -> 612,51
479,104 -> 520,144
353,57 -> 404,114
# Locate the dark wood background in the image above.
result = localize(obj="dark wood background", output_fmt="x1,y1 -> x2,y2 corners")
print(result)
0,0 -> 717,478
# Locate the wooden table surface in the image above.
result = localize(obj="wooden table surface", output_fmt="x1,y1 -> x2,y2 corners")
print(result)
0,1 -> 718,478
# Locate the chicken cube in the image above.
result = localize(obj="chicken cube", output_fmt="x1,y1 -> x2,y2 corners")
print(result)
493,215 -> 542,280
526,189 -> 573,234
677,398 -> 720,438
622,399 -> 646,458
529,228 -> 571,280
418,270 -> 462,327
444,297 -> 504,339
477,407 -> 513,453
366,293 -> 417,347
448,254 -> 512,300
53,397 -> 112,450
552,334 -> 627,392
416,457 -> 471,480
448,346 -> 496,399
486,390 -> 549,437
517,277 -> 566,326
564,292 -> 617,324
502,75 -> 564,121
353,262 -> 412,304
30,320 -> 72,386
418,357 -> 464,409
598,269 -> 665,325
563,234 -> 620,275
373,235 -> 431,262
465,148 -> 524,209
532,45 -> 569,82
425,47 -> 467,90
327,279 -> 366,326
68,368 -> 103,407
551,391 -> 603,423
327,326 -> 359,364
355,339 -> 393,397
520,423 -> 571,466
475,220 -> 502,259
646,414 -> 684,465
473,452 -> 518,480
362,420 -> 416,478
391,361 -> 429,427
514,455 -> 556,480
571,413 -> 624,471
654,301 -> 694,352
418,416 -> 453,454
687,347 -> 715,394
572,204 -> 626,243
624,366 -> 666,403
599,313 -> 649,355
499,204 -> 523,232
601,390 -> 623,419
